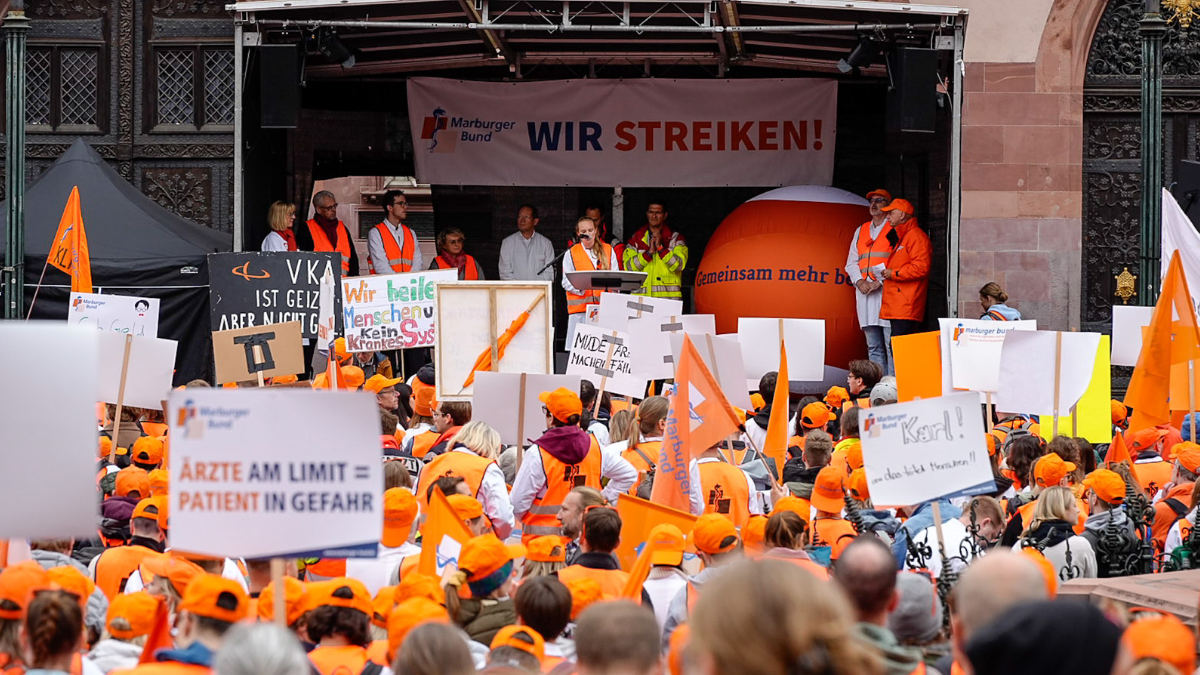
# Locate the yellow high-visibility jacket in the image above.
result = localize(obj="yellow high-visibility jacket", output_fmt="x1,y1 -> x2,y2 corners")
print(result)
622,224 -> 688,298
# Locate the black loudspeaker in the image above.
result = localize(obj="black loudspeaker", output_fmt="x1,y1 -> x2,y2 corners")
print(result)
259,45 -> 299,129
887,47 -> 938,134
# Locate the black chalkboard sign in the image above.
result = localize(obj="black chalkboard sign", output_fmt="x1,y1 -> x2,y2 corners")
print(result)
208,252 -> 341,339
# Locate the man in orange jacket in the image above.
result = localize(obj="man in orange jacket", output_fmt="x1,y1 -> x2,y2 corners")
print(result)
878,198 -> 930,338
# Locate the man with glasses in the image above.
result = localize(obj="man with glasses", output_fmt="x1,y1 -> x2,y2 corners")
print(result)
364,373 -> 402,415
298,190 -> 360,276
845,189 -> 896,375
499,204 -> 556,282
368,189 -> 422,275
623,200 -> 687,298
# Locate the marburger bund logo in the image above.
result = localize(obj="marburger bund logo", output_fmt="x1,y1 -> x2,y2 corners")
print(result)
176,399 -> 251,439
420,106 -> 515,153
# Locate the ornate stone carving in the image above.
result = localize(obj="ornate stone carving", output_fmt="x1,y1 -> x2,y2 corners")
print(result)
28,0 -> 109,19
26,143 -> 116,159
1085,94 -> 1200,113
141,167 -> 211,227
152,17 -> 234,39
150,0 -> 226,17
135,144 -> 233,158
1086,0 -> 1200,85
29,19 -> 105,41
116,0 -> 135,179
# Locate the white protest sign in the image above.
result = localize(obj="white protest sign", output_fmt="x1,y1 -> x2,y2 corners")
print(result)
68,292 -> 160,337
567,324 -> 646,398
317,270 -> 336,351
859,392 -> 995,507
668,332 -> 752,409
0,323 -> 98,538
627,314 -> 718,381
996,331 -> 1102,415
342,269 -> 457,352
97,332 -> 178,410
737,318 -> 826,382
595,292 -> 683,333
1111,305 -> 1154,367
472,372 -> 581,446
939,318 -> 1037,393
168,388 -> 383,559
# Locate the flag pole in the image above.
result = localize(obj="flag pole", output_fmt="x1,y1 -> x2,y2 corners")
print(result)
1051,332 -> 1063,439
24,256 -> 50,320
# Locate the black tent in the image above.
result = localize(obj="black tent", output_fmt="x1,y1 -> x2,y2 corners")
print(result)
0,139 -> 232,383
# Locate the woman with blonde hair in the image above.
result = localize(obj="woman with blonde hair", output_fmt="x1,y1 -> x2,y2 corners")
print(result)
1014,486 -> 1097,579
261,201 -> 297,252
621,397 -> 670,499
563,216 -> 620,345
416,420 -> 514,539
689,559 -> 881,675
979,282 -> 1020,321
430,227 -> 484,280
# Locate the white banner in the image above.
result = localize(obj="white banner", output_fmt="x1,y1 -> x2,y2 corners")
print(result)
939,318 -> 1037,394
407,78 -> 837,187
69,292 -> 159,337
1162,187 -> 1200,315
342,270 -> 457,352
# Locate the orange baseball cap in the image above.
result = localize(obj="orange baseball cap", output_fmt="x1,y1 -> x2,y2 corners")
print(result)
526,536 -> 567,563
742,515 -> 768,557
446,494 -> 484,522
393,573 -> 445,606
387,597 -> 448,663
383,488 -> 419,548
845,442 -> 864,471
372,586 -> 397,629
306,577 -> 372,617
811,466 -> 847,514
148,469 -> 169,497
257,576 -> 307,626
1111,400 -> 1128,425
1175,442 -> 1200,473
333,337 -> 351,363
115,467 -> 151,499
647,523 -> 686,567
106,591 -> 159,639
413,380 -> 437,418
772,496 -> 811,521
881,198 -> 915,215
691,514 -> 739,555
140,553 -> 203,597
824,386 -> 850,411
1123,614 -> 1196,675
98,436 -> 113,459
564,577 -> 602,620
1083,469 -> 1126,505
750,393 -> 767,411
1019,548 -> 1057,598
539,387 -> 583,424
341,366 -> 366,390
800,402 -> 831,429
131,496 -> 165,523
1033,454 -> 1076,487
491,625 -> 545,664
1127,427 -> 1167,454
131,437 -> 165,467
866,189 -> 893,203
364,374 -> 403,394
178,574 -> 249,623
0,562 -> 50,620
458,535 -> 526,581
46,566 -> 93,613
270,374 -> 298,385
848,468 -> 870,502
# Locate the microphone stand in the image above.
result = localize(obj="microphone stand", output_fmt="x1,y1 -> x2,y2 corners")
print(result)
539,248 -> 569,276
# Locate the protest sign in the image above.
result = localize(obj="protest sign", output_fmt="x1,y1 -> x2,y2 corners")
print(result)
167,388 -> 383,559
595,292 -> 684,333
97,332 -> 178,410
68,292 -> 159,337
1111,305 -> 1154,367
737,318 -> 825,382
939,318 -> 1037,393
1039,336 -> 1113,444
317,270 -> 336,351
472,372 -> 581,447
568,324 -> 646,399
213,321 -> 305,385
893,331 -> 943,402
996,331 -> 1102,417
208,252 -> 341,339
0,323 -> 98,538
859,392 -> 995,507
626,314 -> 718,381
435,282 -> 553,401
342,269 -> 457,352
667,332 -> 752,409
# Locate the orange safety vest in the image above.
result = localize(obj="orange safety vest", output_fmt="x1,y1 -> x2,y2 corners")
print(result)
309,645 -> 372,675
113,662 -> 210,675
433,255 -> 480,280
368,222 -> 416,274
763,552 -> 829,579
307,219 -> 352,274
697,461 -> 751,527
522,440 -> 603,542
558,564 -> 630,600
622,441 -> 660,496
842,398 -> 872,412
410,430 -> 439,459
565,242 -> 613,314
1133,459 -> 1174,497
416,450 -> 494,508
365,640 -> 389,667
95,544 -> 161,600
811,518 -> 857,561
855,221 -> 895,281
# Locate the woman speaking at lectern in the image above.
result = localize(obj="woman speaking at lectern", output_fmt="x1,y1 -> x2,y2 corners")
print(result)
563,216 -> 620,346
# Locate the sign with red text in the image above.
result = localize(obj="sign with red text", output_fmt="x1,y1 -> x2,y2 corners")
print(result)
342,269 -> 457,352
167,388 -> 383,559
407,78 -> 837,187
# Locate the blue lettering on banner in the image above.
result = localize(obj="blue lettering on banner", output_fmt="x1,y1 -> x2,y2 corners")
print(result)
527,122 -> 604,151
694,265 -> 853,290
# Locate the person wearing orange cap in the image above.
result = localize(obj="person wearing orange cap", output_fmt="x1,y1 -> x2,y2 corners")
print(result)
905,495 -> 1004,578
363,373 -> 403,415
1013,486 -> 1097,578
846,189 -> 896,374
304,578 -> 377,675
445,534 -> 525,645
1079,469 -> 1140,578
691,443 -> 761,527
829,407 -> 863,476
1111,400 -> 1129,432
148,470 -> 169,498
634,524 -> 689,631
1128,427 -> 1174,495
0,561 -> 51,672
557,508 -> 629,601
385,597 -> 448,664
121,574 -> 249,675
1123,611 -> 1196,675
487,624 -> 544,673
402,366 -> 439,458
825,386 -> 850,416
1152,442 -> 1200,549
998,453 -> 1076,548
90,591 -> 158,672
345,488 -> 422,596
513,576 -> 573,669
520,536 -> 567,580
809,466 -> 856,561
661,514 -> 741,648
130,437 -> 165,472
785,402 -> 833,466
256,576 -> 307,630
415,420 -> 515,539
91,497 -> 167,601
877,198 -> 929,342
511,388 -> 636,543
741,515 -> 768,557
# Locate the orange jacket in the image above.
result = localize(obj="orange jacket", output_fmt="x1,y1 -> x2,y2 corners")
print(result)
1153,482 -> 1194,549
558,564 -> 630,600
879,218 -> 930,322
565,243 -> 613,314
812,518 -> 857,560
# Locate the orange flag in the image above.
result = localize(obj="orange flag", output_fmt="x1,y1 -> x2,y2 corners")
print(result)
615,493 -> 698,570
418,489 -> 473,577
763,339 -> 790,477
1104,431 -> 1133,466
47,186 -> 93,293
138,596 -> 173,663
1125,251 -> 1200,432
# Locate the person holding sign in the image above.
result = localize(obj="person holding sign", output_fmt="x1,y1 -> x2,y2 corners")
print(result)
298,191 -> 359,277
430,228 -> 485,280
877,198 -> 930,340
368,190 -> 423,275
845,189 -> 896,373
623,200 -> 687,299
563,216 -> 620,345
260,201 -> 297,252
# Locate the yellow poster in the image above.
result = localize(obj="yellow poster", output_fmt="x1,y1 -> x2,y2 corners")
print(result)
1039,335 -> 1112,444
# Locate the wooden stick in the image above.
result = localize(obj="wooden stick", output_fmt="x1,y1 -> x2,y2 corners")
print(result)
109,334 -> 134,464
594,332 -> 619,417
1071,404 -> 1078,438
931,501 -> 950,569
25,257 -> 52,321
1051,331 -> 1063,439
516,373 -> 527,472
488,290 -> 499,372
985,392 -> 994,432
270,558 -> 286,627
253,345 -> 266,387
704,333 -> 723,385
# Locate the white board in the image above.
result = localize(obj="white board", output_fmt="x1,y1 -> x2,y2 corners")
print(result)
167,388 -> 383,559
737,318 -> 826,382
668,332 -> 752,409
996,331 -> 1102,416
342,269 -> 457,352
624,315 -> 715,382
1111,305 -> 1154,367
567,324 -> 646,398
594,292 -> 684,333
939,318 -> 1037,393
68,292 -> 159,337
472,372 -> 581,446
435,282 -> 554,401
859,392 -> 995,507
317,269 -> 336,351
0,323 -> 98,538
97,332 -> 178,410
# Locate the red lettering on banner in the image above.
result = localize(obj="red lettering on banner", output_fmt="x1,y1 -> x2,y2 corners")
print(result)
637,121 -> 662,151
693,121 -> 712,151
784,121 -> 807,150
731,122 -> 755,151
665,122 -> 688,151
606,119 -> 825,152
758,120 -> 778,151
717,121 -> 726,151
615,121 -> 636,151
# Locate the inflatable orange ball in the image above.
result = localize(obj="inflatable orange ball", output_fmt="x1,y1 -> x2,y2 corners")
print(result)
695,186 -> 871,371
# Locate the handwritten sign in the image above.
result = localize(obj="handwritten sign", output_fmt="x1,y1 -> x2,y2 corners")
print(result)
567,324 -> 646,398
208,252 -> 340,339
939,318 -> 1037,393
68,292 -> 159,337
167,388 -> 382,559
859,392 -> 994,507
342,270 -> 457,352
212,321 -> 304,385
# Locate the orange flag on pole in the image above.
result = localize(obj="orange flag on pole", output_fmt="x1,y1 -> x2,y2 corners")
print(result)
418,489 -> 474,577
1104,431 -> 1133,466
47,186 -> 93,293
1125,251 -> 1200,432
614,493 -> 698,570
763,339 -> 790,477
137,596 -> 173,664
